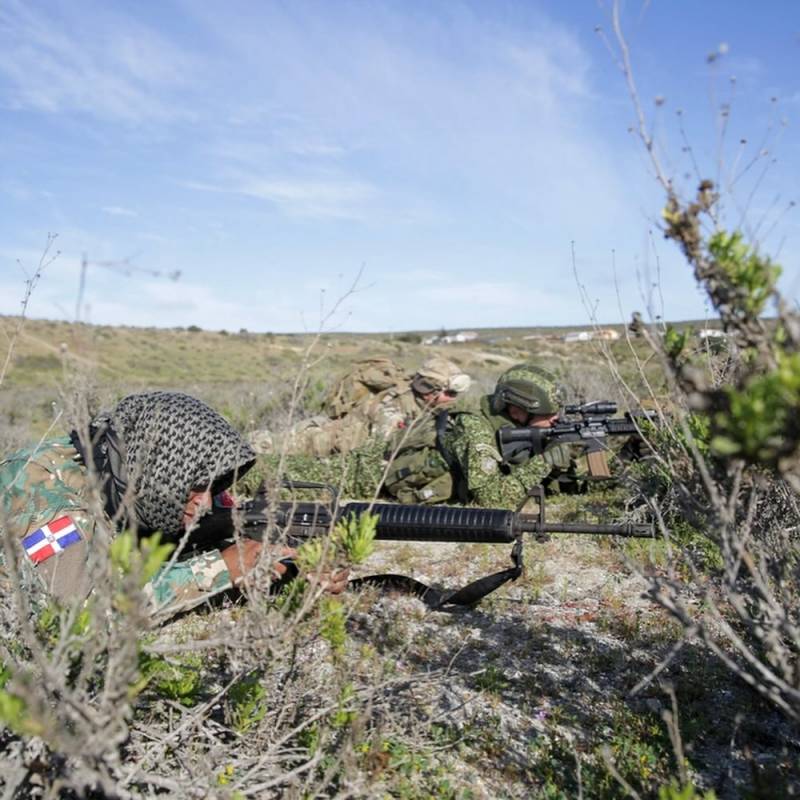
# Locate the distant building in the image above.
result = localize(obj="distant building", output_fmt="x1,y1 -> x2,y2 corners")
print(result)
696,328 -> 727,340
563,331 -> 593,343
424,330 -> 479,345
595,328 -> 620,341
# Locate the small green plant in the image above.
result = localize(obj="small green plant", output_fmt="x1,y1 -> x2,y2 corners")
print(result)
332,510 -> 377,564
664,325 -> 690,362
658,781 -> 717,800
296,538 -> 325,571
0,665 -> 43,737
110,531 -> 174,586
331,683 -> 357,728
473,664 -> 509,695
712,351 -> 800,462
227,672 -> 267,733
320,597 -> 348,655
137,653 -> 204,707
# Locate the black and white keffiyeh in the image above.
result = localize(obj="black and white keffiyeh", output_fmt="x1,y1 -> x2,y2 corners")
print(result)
77,391 -> 256,538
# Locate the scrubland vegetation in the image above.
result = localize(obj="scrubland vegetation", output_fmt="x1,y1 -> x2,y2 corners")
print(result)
2,247 -> 799,799
3,12 -> 799,798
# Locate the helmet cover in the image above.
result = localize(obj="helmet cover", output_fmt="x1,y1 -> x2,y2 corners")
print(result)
491,364 -> 564,416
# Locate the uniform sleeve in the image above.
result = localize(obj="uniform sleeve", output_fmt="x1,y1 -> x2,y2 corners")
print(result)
0,440 -> 95,604
144,550 -> 232,618
1,440 -> 237,621
447,416 -> 552,509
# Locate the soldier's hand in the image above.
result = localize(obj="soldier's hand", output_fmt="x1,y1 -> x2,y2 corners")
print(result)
303,566 -> 350,595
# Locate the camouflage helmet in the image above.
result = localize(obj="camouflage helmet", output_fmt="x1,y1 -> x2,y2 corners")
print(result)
411,357 -> 471,396
490,364 -> 564,416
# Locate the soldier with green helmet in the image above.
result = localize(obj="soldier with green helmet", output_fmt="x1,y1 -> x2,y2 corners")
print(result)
266,363 -> 578,510
435,363 -> 577,509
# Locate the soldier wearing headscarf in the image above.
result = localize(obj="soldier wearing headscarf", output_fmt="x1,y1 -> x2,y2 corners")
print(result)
0,391 -> 345,620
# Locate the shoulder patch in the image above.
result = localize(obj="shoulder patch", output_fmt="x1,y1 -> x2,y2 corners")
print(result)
480,458 -> 499,474
22,515 -> 82,564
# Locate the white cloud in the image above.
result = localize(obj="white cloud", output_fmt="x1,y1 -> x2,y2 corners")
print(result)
235,177 -> 377,220
102,206 -> 138,217
184,173 -> 379,220
0,0 -> 199,123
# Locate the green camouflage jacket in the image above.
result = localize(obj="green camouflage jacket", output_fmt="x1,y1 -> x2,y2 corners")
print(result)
439,397 -> 573,509
0,437 -> 231,620
267,398 -> 575,510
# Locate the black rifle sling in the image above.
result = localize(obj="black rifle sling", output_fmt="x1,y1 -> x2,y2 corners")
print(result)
349,537 -> 524,609
434,409 -> 457,471
199,487 -> 526,609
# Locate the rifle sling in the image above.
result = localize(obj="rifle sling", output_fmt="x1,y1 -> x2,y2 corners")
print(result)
434,409 -> 459,474
348,537 -> 524,609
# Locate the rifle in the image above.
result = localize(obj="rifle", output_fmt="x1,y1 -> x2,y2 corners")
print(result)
497,401 -> 656,466
198,481 -> 655,609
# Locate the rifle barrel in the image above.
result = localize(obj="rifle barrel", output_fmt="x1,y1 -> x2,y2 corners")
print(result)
515,515 -> 653,538
343,502 -> 654,542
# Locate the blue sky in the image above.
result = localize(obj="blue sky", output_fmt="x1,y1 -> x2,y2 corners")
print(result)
1,0 -> 798,332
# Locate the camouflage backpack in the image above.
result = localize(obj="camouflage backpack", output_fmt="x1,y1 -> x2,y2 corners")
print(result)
383,412 -> 454,505
324,357 -> 410,419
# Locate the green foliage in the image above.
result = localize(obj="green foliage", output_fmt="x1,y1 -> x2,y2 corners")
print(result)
137,653 -> 204,707
358,736 -> 463,799
320,597 -> 347,655
331,683 -> 356,728
664,325 -> 690,362
473,664 -> 509,695
295,510 -> 376,574
296,538 -> 325,571
332,510 -> 377,564
707,230 -> 781,317
303,377 -> 328,414
527,707 -> 678,799
274,576 -> 309,614
297,722 -> 320,755
110,531 -> 174,586
0,665 -> 43,737
34,603 -> 91,650
712,351 -> 800,462
658,781 -> 717,800
227,672 -> 267,733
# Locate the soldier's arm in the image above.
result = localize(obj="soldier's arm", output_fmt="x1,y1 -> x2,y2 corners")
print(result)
144,549 -> 232,618
449,417 -> 551,509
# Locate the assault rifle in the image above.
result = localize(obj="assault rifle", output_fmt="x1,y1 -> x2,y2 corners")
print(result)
498,401 -> 656,465
197,481 -> 654,609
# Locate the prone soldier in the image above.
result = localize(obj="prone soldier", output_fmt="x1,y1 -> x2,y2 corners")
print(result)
263,356 -> 471,457
270,364 -> 581,509
0,391 -> 347,621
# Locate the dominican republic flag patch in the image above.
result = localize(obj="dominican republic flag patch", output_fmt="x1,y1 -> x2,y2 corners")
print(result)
22,516 -> 82,564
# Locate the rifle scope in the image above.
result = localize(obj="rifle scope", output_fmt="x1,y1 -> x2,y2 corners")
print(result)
563,401 -> 618,416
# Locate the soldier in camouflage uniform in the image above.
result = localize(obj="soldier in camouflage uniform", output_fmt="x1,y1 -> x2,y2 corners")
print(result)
266,364 -> 576,510
276,356 -> 471,457
438,364 -> 577,509
0,391 -> 323,621
260,357 -> 472,497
